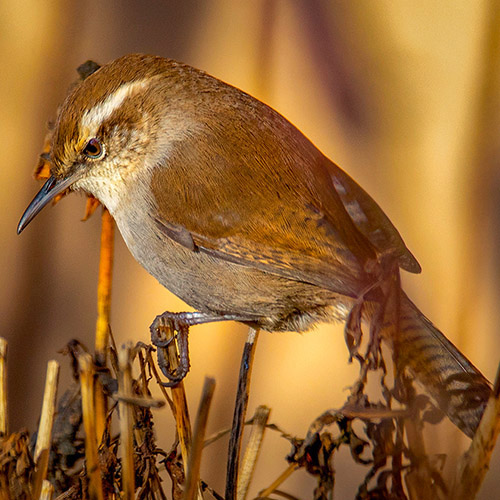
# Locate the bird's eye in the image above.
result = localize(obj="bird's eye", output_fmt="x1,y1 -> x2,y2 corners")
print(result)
82,138 -> 105,159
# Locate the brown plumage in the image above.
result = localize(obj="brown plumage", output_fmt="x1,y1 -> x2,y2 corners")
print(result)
18,54 -> 491,437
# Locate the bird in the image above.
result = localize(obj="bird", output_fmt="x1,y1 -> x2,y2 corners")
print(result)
17,53 -> 491,438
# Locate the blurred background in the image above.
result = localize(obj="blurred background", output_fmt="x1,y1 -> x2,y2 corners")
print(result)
1,0 -> 500,497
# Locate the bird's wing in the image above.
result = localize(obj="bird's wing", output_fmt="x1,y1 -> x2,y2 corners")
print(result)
327,163 -> 421,273
153,199 -> 370,299
150,135 -> 384,298
149,91 -> 418,296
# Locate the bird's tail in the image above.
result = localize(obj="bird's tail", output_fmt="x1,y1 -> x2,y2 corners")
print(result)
388,291 -> 491,438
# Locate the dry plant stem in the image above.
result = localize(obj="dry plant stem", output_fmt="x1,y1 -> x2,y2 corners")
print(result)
401,381 -> 440,500
145,349 -> 175,412
237,405 -> 271,500
164,326 -> 193,470
34,360 -> 60,462
94,207 -> 115,362
162,334 -> 204,500
404,450 -> 439,500
225,327 -> 260,500
39,479 -> 54,500
184,377 -> 216,500
118,344 -> 135,500
257,464 -> 299,498
32,449 -> 50,500
79,353 -> 104,500
403,422 -> 442,500
114,392 -> 165,408
451,361 -> 500,500
94,208 -> 115,442
32,361 -> 59,500
0,338 -> 7,435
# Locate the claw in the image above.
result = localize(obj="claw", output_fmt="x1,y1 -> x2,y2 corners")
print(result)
150,312 -> 191,387
149,310 -> 255,386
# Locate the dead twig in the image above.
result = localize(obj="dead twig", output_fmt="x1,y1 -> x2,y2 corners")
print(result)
237,405 -> 271,500
257,464 -> 299,498
34,360 -> 60,462
40,479 -> 54,500
162,322 -> 194,471
32,360 -> 60,499
184,377 -> 216,500
94,208 -> 115,443
451,361 -> 500,499
79,353 -> 104,500
118,344 -> 135,499
94,207 -> 114,364
226,327 -> 260,500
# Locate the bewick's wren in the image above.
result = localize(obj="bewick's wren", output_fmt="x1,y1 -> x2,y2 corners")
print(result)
18,54 -> 490,437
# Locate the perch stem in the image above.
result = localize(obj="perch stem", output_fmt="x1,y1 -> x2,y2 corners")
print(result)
225,327 -> 260,500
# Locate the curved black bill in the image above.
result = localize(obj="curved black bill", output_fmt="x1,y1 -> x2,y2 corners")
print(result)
17,175 -> 76,234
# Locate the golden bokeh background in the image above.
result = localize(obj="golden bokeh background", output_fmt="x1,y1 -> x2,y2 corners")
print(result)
1,1 -> 500,497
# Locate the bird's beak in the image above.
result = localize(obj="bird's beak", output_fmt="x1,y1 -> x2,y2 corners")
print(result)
17,174 -> 79,234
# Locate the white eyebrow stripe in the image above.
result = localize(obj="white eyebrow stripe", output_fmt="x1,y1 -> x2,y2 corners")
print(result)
80,78 -> 151,133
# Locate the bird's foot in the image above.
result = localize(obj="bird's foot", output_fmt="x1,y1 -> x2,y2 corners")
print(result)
150,312 -> 193,387
150,311 -> 255,387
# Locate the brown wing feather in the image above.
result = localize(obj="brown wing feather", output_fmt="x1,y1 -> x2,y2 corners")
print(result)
328,164 -> 421,273
149,73 -> 414,296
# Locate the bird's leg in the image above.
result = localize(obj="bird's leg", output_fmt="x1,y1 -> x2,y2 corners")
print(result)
150,311 -> 254,387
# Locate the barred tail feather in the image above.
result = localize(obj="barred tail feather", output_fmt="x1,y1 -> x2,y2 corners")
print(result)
393,291 -> 491,438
